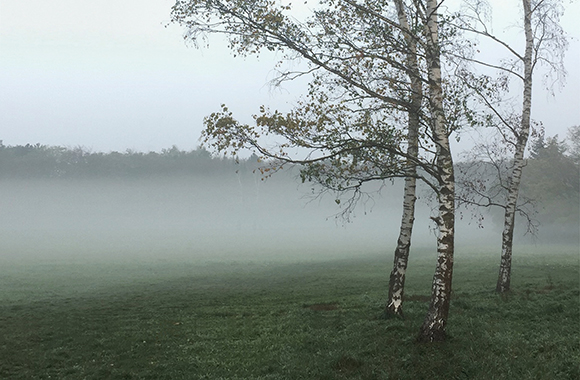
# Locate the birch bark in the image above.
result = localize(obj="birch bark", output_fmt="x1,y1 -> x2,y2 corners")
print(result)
496,0 -> 534,293
417,0 -> 456,342
384,0 -> 422,318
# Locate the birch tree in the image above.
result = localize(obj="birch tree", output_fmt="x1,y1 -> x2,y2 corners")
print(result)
172,0 -> 459,341
382,0 -> 421,319
414,0 -> 456,342
451,0 -> 568,292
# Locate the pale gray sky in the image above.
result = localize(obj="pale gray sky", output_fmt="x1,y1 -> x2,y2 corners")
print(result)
1,0 -> 578,153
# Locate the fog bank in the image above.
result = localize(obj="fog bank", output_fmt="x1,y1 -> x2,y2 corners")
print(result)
1,172 -> 574,266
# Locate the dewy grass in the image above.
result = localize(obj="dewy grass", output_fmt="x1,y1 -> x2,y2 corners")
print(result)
0,246 -> 578,379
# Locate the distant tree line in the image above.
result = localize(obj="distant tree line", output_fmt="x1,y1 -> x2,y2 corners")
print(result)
520,128 -> 579,234
456,126 -> 579,241
0,142 -> 258,178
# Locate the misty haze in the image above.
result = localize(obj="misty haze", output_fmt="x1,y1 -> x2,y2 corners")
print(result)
1,145 -> 576,296
1,151 -> 550,265
1,156 -> 426,266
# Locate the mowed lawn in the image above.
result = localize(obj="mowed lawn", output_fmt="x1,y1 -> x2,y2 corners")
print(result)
0,245 -> 578,379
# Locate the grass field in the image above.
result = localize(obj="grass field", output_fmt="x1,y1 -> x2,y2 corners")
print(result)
0,244 -> 578,379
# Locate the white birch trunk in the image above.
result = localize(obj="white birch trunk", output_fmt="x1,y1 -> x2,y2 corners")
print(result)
385,132 -> 418,317
417,0 -> 456,342
384,0 -> 421,318
497,0 -> 534,293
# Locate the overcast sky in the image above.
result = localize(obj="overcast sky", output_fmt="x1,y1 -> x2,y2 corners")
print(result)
1,0 -> 578,153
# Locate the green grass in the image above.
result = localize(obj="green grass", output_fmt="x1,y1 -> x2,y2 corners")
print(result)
0,245 -> 578,379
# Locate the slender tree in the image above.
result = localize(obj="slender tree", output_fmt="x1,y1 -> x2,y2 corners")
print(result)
451,0 -> 568,292
382,0 -> 422,319
415,0 -> 456,342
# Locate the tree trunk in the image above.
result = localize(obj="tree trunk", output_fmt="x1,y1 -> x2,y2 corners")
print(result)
384,159 -> 417,317
496,0 -> 534,293
497,212 -> 515,292
383,0 -> 422,318
417,0 -> 456,343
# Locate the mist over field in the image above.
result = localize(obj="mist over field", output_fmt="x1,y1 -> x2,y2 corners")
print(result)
0,143 -> 576,307
2,167 -> 573,270
1,172 -> 410,265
